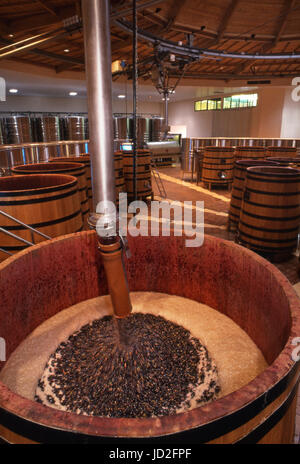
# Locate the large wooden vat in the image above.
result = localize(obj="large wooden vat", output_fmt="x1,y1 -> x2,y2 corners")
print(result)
238,166 -> 300,260
51,153 -> 126,208
11,162 -> 88,228
0,175 -> 82,262
202,147 -> 235,190
234,146 -> 266,161
121,149 -> 152,200
0,232 -> 299,444
266,146 -> 298,158
228,160 -> 278,231
266,157 -> 300,168
114,151 -> 126,205
49,155 -> 93,212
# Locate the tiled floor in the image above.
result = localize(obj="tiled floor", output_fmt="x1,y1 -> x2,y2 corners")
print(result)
153,165 -> 300,444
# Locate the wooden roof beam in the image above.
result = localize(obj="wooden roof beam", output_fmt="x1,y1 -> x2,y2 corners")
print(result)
273,0 -> 297,46
6,6 -> 76,35
165,0 -> 188,32
212,0 -> 240,45
0,18 -> 10,35
33,0 -> 59,18
237,0 -> 297,69
55,62 -> 83,74
139,10 -> 167,28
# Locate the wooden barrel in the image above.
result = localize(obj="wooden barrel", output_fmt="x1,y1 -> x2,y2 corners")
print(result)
194,149 -> 204,184
11,162 -> 89,228
202,147 -> 235,189
0,174 -> 82,262
238,166 -> 300,260
266,157 -> 300,168
50,153 -> 127,209
49,155 -> 93,212
114,152 -> 126,205
228,160 -> 278,231
266,146 -> 297,158
235,146 -> 266,161
0,233 -> 299,443
121,149 -> 152,200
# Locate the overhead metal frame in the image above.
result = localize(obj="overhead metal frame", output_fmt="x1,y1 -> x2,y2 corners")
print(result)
114,18 -> 300,61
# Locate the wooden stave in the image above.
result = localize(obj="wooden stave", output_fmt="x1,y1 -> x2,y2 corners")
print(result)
266,147 -> 298,159
229,160 -> 280,228
49,155 -> 93,212
202,148 -> 235,185
266,157 -> 300,168
238,167 -> 300,255
121,150 -> 152,199
0,232 -> 299,444
0,174 -> 83,261
234,147 -> 266,161
11,162 -> 89,227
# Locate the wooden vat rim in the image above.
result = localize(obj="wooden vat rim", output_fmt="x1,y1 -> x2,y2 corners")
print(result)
0,232 -> 299,441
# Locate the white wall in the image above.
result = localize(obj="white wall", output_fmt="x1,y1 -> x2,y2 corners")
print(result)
281,87 -> 300,138
168,87 -> 292,139
212,108 -> 253,137
112,99 -> 162,116
251,87 -> 285,138
0,95 -> 163,116
0,95 -> 88,113
168,99 -> 213,137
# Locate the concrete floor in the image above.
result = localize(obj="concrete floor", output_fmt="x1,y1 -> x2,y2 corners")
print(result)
152,165 -> 300,444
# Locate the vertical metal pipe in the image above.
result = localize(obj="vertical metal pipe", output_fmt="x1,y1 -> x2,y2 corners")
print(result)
164,91 -> 169,128
132,0 -> 138,201
163,90 -> 169,140
82,0 -> 132,320
82,0 -> 115,210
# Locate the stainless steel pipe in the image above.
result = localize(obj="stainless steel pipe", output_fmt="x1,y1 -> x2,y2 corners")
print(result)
82,0 -> 132,319
82,0 -> 116,211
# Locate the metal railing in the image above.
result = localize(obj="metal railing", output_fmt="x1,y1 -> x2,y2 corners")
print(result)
0,210 -> 52,256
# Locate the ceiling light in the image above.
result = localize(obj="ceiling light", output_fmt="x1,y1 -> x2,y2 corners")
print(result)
69,91 -> 78,96
9,89 -> 18,94
8,34 -> 14,38
64,49 -> 70,53
118,94 -> 126,99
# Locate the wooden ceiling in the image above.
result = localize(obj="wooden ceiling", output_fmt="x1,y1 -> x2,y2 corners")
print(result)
1,0 -> 300,82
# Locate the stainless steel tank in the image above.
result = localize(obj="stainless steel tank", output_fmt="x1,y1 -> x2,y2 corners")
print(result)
150,118 -> 164,142
40,116 -> 60,142
4,116 -> 32,144
113,117 -> 132,140
0,144 -> 24,174
84,117 -> 89,140
59,118 -> 69,141
68,117 -> 86,141
181,138 -> 194,172
136,117 -> 151,147
0,119 -> 4,145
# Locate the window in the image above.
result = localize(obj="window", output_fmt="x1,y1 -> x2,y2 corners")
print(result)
194,98 -> 222,111
223,93 -> 258,109
195,93 -> 258,111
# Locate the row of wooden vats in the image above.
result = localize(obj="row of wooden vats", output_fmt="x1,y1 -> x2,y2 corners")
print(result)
0,151 -> 153,262
0,115 -> 164,145
191,145 -> 300,262
0,145 -> 299,444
